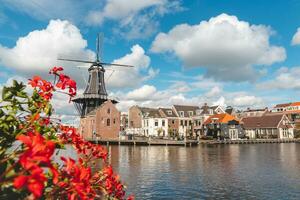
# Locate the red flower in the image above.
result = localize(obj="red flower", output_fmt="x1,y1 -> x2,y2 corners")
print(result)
13,132 -> 59,198
28,76 -> 42,87
28,76 -> 54,100
13,167 -> 47,198
127,195 -> 135,200
49,66 -> 64,74
17,132 -> 55,170
57,157 -> 96,200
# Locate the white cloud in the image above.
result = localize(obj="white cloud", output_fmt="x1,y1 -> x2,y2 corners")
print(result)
291,28 -> 300,45
205,86 -> 222,97
232,95 -> 263,107
86,0 -> 164,23
257,66 -> 300,90
126,85 -> 157,101
2,0 -> 183,40
151,13 -> 286,81
107,44 -> 158,88
0,19 -> 94,78
86,0 -> 183,39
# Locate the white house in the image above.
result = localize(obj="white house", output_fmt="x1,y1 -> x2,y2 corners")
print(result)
241,114 -> 294,139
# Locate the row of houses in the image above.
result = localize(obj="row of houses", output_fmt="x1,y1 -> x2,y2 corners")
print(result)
124,102 -> 300,140
77,100 -> 300,141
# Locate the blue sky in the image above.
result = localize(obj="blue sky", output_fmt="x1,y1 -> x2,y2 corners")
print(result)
0,0 -> 300,121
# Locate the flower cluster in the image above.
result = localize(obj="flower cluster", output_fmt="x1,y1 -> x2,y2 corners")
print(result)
56,157 -> 95,200
14,132 -> 58,198
50,66 -> 77,98
29,76 -> 54,100
0,67 -> 133,200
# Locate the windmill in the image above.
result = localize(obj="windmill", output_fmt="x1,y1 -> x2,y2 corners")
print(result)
58,34 -> 133,117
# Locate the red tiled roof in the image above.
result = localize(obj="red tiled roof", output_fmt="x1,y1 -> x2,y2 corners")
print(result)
241,114 -> 284,129
204,113 -> 237,125
290,102 -> 300,106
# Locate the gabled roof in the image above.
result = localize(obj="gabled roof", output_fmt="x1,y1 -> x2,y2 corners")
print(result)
241,114 -> 284,129
274,103 -> 292,108
173,105 -> 200,117
159,108 -> 177,117
139,107 -> 162,118
204,113 -> 237,125
225,107 -> 234,115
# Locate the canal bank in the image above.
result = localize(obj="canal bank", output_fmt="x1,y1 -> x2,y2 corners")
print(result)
89,138 -> 300,146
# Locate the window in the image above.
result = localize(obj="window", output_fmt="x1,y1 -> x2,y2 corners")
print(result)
167,110 -> 173,115
162,120 -> 165,126
155,121 -> 158,126
107,118 -> 110,126
184,120 -> 187,126
180,120 -> 183,126
188,111 -> 193,116
107,108 -> 110,114
130,121 -> 134,127
179,111 -> 184,117
113,118 -> 116,124
172,120 -> 175,124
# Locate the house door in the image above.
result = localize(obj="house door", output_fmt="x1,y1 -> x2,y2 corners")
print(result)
230,129 -> 238,140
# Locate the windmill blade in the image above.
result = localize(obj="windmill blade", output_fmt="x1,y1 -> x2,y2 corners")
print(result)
106,69 -> 115,82
58,58 -> 94,64
96,33 -> 104,62
101,62 -> 134,68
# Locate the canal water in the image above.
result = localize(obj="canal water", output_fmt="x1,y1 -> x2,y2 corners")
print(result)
63,144 -> 300,199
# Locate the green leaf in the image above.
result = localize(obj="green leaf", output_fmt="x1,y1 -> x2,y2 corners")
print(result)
2,87 -> 13,101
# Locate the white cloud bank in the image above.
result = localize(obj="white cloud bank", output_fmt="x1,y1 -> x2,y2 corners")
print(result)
151,13 -> 286,81
0,20 -> 157,89
0,19 -> 94,75
257,67 -> 300,90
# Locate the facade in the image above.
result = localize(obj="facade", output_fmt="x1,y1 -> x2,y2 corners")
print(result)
159,108 -> 180,138
241,114 -> 294,139
78,100 -> 120,140
172,105 -> 200,139
128,106 -> 168,137
142,111 -> 168,137
203,113 -> 243,140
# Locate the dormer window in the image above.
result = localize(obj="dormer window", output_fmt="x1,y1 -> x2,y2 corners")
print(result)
188,111 -> 193,116
167,110 -> 172,115
179,111 -> 184,117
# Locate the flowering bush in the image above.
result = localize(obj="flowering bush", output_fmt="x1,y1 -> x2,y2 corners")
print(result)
0,67 -> 133,200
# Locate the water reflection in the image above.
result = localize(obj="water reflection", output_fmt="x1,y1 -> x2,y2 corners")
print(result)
64,144 -> 300,199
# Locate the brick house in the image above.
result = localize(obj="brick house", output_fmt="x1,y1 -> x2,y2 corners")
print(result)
172,105 -> 201,139
78,100 -> 120,140
241,114 -> 294,139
